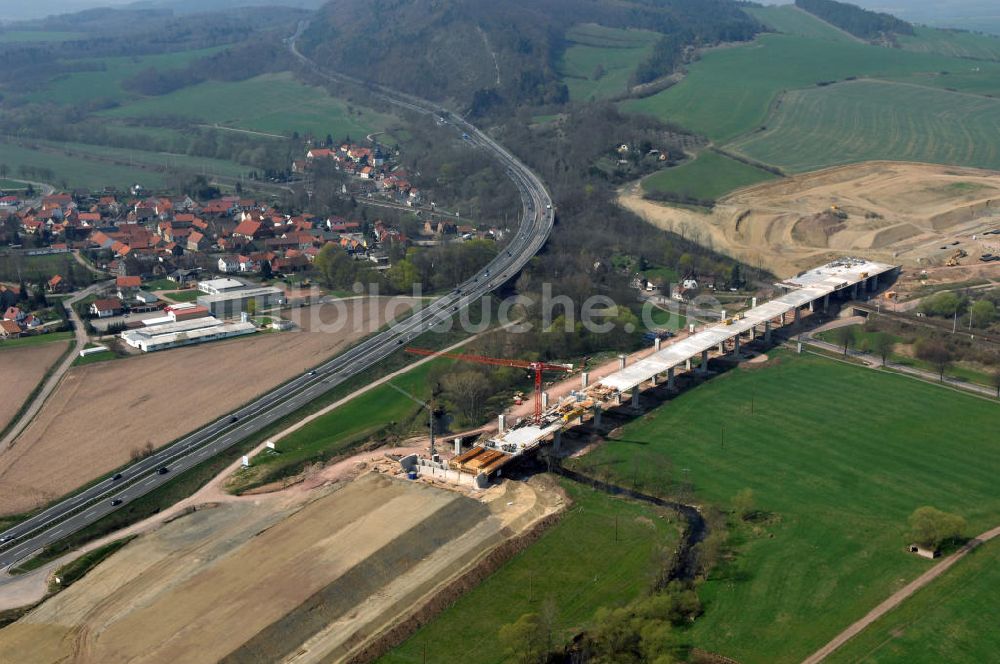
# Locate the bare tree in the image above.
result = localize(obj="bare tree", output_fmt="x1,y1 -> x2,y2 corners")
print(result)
830,325 -> 857,356
915,338 -> 952,381
867,331 -> 896,367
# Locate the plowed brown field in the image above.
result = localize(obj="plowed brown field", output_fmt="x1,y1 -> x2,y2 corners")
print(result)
0,299 -> 414,515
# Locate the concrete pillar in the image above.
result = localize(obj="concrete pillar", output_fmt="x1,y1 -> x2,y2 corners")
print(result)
797,340 -> 803,354
823,294 -> 830,311
541,391 -> 549,410
752,297 -> 758,308
581,372 -> 590,389
454,437 -> 462,456
871,274 -> 878,291
749,325 -> 755,341
618,354 -> 627,370
654,336 -> 662,351
721,309 -> 727,322
852,283 -> 860,299
553,430 -> 561,452
667,367 -> 675,389
794,307 -> 801,324
734,335 -> 741,356
689,323 -> 695,334
685,357 -> 692,371
718,342 -> 725,354
498,413 -> 506,433
593,404 -> 603,428
631,387 -> 640,410
651,373 -> 658,386
765,321 -> 772,343
614,392 -> 622,406
809,299 -> 814,313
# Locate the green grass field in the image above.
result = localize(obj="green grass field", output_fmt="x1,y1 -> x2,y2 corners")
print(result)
26,47 -> 224,105
0,179 -> 28,191
0,331 -> 73,350
899,25 -> 1000,61
102,72 -> 396,141
34,140 -> 249,178
641,151 -> 778,201
729,80 -> 1000,173
828,538 -> 1000,663
162,290 -> 201,303
380,479 -> 681,664
0,141 -> 166,190
567,351 -> 1000,662
559,23 -> 660,102
744,5 -> 856,43
621,33 -> 1000,144
0,31 -> 85,43
0,252 -> 96,284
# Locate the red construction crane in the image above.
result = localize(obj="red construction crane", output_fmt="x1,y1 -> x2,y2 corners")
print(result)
405,347 -> 573,423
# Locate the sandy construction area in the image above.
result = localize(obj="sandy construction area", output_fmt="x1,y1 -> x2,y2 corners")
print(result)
0,472 -> 563,664
0,341 -> 69,435
623,161 -> 1000,277
0,298 -> 416,516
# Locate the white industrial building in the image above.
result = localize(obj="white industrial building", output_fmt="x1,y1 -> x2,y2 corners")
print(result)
197,286 -> 285,318
120,316 -> 256,352
198,278 -> 246,295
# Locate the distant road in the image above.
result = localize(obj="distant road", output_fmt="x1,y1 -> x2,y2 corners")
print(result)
0,22 -> 554,571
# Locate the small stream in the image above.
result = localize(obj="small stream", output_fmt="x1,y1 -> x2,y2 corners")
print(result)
549,464 -> 707,584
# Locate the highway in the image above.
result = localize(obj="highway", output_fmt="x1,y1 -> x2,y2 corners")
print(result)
0,23 -> 554,571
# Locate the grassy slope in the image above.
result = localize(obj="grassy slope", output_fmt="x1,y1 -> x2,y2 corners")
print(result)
744,5 -> 856,42
27,47 -> 224,105
34,140 -> 250,178
102,72 -> 395,140
828,538 -> 1000,663
568,351 -> 1000,663
641,151 -> 777,201
0,31 -> 85,43
729,80 -> 1000,172
0,140 -> 166,190
380,479 -> 681,664
227,358 -> 448,492
621,33 -> 1000,144
559,23 -> 660,102
899,25 -> 1000,60
0,253 -> 92,283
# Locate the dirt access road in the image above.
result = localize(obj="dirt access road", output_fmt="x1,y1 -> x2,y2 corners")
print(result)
623,161 -> 1000,277
0,472 -> 563,664
0,298 -> 415,516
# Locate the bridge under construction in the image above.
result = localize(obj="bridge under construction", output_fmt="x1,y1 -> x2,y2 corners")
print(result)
413,258 -> 898,486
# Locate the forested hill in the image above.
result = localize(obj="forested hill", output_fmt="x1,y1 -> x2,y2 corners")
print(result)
795,0 -> 914,41
298,0 -> 759,113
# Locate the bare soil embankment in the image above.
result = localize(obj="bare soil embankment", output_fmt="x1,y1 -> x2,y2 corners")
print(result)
622,161 -> 1000,277
0,298 -> 414,516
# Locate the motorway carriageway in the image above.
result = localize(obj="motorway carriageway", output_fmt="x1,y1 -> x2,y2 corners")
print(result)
0,30 -> 554,571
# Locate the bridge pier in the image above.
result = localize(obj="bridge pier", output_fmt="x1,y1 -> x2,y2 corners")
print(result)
765,321 -> 772,343
581,371 -> 589,389
631,387 -> 640,410
667,367 -> 675,389
592,404 -> 603,429
823,294 -> 830,311
701,349 -> 709,373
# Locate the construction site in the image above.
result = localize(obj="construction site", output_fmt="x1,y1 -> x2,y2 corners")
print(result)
404,258 -> 899,486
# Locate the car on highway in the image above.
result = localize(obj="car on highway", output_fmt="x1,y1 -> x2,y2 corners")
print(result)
112,473 -> 123,481
230,415 -> 238,423
158,466 -> 170,475
111,498 -> 123,506
308,370 -> 317,376
0,535 -> 12,543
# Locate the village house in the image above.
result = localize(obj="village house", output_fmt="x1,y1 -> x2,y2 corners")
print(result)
89,298 -> 124,318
